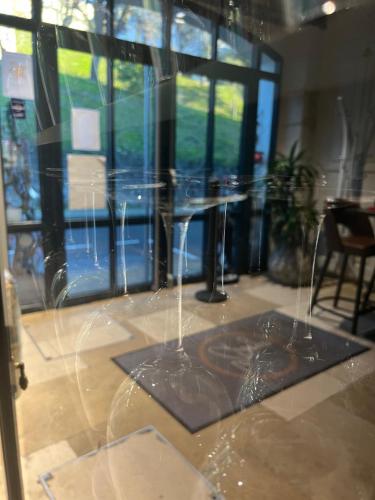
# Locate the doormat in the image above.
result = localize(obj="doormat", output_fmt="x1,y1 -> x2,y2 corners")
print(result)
113,311 -> 368,432
39,427 -> 222,499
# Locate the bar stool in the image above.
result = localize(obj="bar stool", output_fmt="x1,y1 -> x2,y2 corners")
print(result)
311,201 -> 375,335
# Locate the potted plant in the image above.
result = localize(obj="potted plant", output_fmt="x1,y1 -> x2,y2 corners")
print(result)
266,142 -> 319,287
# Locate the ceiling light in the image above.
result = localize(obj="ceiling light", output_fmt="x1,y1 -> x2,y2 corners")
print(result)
176,11 -> 186,19
322,1 -> 336,15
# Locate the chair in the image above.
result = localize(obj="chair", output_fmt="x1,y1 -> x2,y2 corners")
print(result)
311,200 -> 375,335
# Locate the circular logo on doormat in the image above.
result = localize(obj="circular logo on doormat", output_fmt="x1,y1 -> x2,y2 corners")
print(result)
197,330 -> 299,380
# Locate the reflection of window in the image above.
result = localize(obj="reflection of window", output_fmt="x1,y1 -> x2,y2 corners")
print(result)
217,26 -> 253,67
42,0 -> 109,34
0,28 -> 41,222
65,227 -> 110,295
171,8 -> 212,58
173,220 -> 203,278
254,79 -> 276,204
0,1 -> 32,18
260,52 -> 278,73
114,0 -> 162,48
8,232 -> 45,308
116,224 -> 153,287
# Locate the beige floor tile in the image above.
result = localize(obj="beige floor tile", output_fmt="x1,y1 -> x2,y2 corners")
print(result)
18,327 -> 88,386
184,294 -> 277,326
21,440 -> 76,500
126,307 -> 215,343
223,404 -> 338,499
288,401 -> 375,500
326,348 -> 375,385
245,282 -> 312,307
328,373 -> 375,426
261,371 -> 345,420
40,427 -> 220,500
24,313 -> 132,359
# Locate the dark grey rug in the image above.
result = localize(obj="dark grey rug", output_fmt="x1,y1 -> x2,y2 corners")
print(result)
113,311 -> 368,432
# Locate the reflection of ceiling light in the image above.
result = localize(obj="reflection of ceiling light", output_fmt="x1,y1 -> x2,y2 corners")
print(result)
175,11 -> 186,24
322,1 -> 336,15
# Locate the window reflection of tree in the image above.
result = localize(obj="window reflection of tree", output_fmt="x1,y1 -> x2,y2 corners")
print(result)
2,103 -> 40,280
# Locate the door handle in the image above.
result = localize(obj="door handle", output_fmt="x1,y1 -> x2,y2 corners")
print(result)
15,362 -> 28,391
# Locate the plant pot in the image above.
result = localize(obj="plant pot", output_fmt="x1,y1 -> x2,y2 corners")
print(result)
268,243 -> 312,287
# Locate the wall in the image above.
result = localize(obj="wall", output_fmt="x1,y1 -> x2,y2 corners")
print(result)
271,4 -> 375,207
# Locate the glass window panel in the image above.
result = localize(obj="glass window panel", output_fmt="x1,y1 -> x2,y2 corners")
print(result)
173,219 -> 204,278
114,0 -> 162,48
58,48 -> 108,220
113,61 -> 155,217
116,224 -> 153,287
254,79 -> 276,203
8,231 -> 45,308
217,26 -> 253,67
65,227 -> 110,296
42,0 -> 109,34
0,28 -> 41,222
0,1 -> 32,18
213,80 -> 244,176
171,8 -> 212,58
260,52 -> 278,73
176,73 -> 210,177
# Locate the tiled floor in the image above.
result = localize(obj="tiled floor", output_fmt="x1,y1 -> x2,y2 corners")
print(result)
5,276 -> 375,499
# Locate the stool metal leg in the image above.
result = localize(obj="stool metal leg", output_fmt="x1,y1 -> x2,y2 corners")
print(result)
362,262 -> 375,311
310,251 -> 332,314
334,253 -> 348,308
352,256 -> 366,335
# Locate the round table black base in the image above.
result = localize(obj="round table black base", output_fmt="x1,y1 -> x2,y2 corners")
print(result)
195,289 -> 228,303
